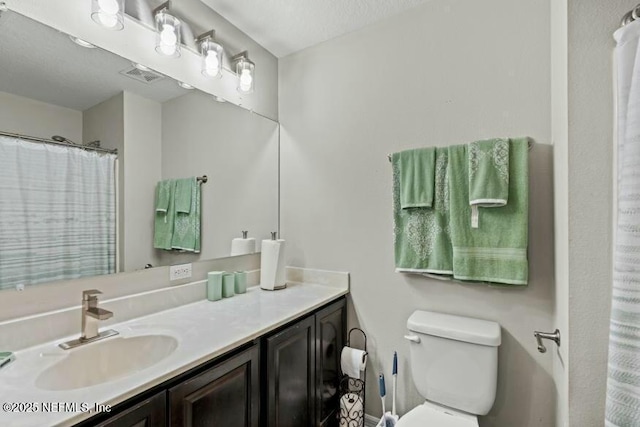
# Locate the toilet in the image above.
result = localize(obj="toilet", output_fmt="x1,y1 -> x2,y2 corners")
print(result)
397,310 -> 501,427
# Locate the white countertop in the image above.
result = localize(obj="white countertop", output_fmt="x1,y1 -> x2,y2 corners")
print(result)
0,282 -> 348,427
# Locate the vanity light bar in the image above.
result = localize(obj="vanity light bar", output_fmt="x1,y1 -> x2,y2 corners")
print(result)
88,0 -> 257,94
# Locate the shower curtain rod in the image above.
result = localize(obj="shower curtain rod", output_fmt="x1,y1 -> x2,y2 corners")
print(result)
0,131 -> 118,155
621,4 -> 640,27
386,140 -> 533,162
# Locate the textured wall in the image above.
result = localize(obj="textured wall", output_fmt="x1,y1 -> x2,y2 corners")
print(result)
279,0 -> 554,425
565,1 -> 637,425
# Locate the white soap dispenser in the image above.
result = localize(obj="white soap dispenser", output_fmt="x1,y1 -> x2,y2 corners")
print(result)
260,232 -> 287,291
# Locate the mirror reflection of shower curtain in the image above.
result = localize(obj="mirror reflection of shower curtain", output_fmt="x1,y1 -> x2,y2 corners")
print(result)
0,136 -> 117,290
606,21 -> 640,427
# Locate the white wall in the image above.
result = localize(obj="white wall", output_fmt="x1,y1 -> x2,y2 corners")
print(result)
564,1 -> 636,425
122,92 -> 162,271
83,92 -> 162,272
0,91 -> 82,142
279,0 -> 555,425
83,93 -> 126,268
160,91 -> 279,264
551,1 -> 569,425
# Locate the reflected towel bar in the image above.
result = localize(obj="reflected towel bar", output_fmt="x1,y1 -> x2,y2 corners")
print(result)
197,175 -> 208,184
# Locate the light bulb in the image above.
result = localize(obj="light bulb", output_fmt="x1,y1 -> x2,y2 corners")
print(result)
98,11 -> 119,28
160,24 -> 177,46
98,0 -> 119,15
239,69 -> 253,91
204,51 -> 220,76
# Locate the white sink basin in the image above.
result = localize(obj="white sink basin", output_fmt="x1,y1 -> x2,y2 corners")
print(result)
35,334 -> 178,391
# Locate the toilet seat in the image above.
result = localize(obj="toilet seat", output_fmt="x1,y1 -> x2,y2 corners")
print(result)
396,401 -> 479,427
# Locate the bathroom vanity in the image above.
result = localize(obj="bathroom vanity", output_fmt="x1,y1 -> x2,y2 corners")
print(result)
0,281 -> 348,427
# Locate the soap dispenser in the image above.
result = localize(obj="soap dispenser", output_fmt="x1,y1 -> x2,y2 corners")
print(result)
260,232 -> 287,291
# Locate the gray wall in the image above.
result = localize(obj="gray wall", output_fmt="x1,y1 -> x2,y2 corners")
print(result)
279,0 -> 554,425
83,93 -> 126,269
563,0 -> 636,425
160,91 -> 279,264
0,90 -> 82,142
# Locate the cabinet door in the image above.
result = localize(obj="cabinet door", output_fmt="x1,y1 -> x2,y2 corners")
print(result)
169,344 -> 260,427
315,299 -> 346,427
266,315 -> 316,427
95,391 -> 166,427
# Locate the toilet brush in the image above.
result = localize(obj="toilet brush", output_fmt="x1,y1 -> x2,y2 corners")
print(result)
379,373 -> 386,417
392,351 -> 397,416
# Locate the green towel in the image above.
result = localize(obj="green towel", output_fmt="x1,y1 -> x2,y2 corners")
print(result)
171,177 -> 201,253
468,138 -> 510,228
155,179 -> 172,213
448,138 -> 529,285
397,148 -> 436,209
392,147 -> 453,276
174,178 -> 192,214
154,179 -> 176,250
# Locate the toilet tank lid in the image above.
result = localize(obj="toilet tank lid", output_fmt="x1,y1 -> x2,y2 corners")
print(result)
407,310 -> 501,347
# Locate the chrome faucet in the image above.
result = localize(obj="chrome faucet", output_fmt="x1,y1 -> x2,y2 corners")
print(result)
59,289 -> 118,350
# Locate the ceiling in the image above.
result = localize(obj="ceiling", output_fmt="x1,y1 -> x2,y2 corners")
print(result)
199,0 -> 430,58
0,11 -> 187,112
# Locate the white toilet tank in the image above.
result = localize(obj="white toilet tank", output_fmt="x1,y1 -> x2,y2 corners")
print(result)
406,310 -> 501,416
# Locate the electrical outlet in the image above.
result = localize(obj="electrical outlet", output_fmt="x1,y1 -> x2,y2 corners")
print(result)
170,263 -> 192,281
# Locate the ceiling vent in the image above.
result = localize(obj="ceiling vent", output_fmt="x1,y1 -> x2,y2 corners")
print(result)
119,66 -> 164,84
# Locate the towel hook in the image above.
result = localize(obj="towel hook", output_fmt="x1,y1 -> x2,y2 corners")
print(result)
533,329 -> 561,353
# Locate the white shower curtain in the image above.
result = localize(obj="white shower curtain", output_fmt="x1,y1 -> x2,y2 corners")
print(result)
606,21 -> 640,427
0,136 -> 116,290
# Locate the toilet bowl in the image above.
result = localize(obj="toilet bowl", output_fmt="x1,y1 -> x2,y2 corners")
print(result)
396,310 -> 501,426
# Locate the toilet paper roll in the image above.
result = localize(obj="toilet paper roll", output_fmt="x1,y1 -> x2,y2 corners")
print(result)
231,238 -> 256,256
260,239 -> 286,290
340,347 -> 367,379
339,393 -> 364,427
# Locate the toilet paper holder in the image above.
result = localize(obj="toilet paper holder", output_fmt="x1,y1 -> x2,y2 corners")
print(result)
340,328 -> 367,426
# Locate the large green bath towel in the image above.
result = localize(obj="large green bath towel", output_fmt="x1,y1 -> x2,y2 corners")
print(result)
393,147 -> 453,276
448,138 -> 529,285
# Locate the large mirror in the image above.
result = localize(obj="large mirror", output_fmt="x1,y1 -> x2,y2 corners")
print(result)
0,12 -> 279,291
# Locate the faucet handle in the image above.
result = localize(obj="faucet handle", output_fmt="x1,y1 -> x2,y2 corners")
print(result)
82,289 -> 103,301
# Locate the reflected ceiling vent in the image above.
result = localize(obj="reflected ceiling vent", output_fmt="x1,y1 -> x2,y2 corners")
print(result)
119,65 -> 164,84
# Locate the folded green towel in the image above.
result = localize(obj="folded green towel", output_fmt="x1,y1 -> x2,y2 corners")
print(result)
154,179 -> 176,250
448,138 -> 528,285
397,148 -> 436,209
155,179 -> 172,213
393,147 -> 453,275
468,138 -> 510,228
174,178 -> 193,214
171,177 -> 201,253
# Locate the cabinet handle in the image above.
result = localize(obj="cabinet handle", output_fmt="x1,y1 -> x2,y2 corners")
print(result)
404,335 -> 421,343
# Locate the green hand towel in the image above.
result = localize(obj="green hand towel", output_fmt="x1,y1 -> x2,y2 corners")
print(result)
397,148 -> 436,209
468,138 -> 510,228
392,147 -> 453,276
171,177 -> 201,253
448,138 -> 529,285
174,178 -> 193,214
154,179 -> 176,250
155,179 -> 172,213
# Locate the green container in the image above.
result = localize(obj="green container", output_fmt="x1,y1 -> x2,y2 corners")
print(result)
222,273 -> 235,298
234,271 -> 247,294
207,271 -> 224,301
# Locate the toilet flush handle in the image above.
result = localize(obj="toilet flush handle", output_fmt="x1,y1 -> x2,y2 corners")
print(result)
404,334 -> 421,343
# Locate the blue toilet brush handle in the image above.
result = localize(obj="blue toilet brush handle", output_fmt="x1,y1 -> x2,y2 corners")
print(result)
379,373 -> 386,418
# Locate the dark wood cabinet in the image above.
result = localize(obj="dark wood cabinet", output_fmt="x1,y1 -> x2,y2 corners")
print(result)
315,299 -> 346,427
79,297 -> 346,427
94,391 -> 166,427
168,344 -> 260,427
265,314 -> 316,427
